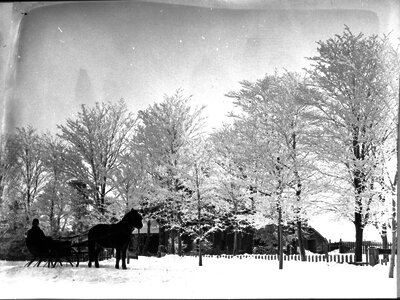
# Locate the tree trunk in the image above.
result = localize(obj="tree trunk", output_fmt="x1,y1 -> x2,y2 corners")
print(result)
278,207 -> 283,270
389,219 -> 396,278
292,133 -> 306,261
196,164 -> 203,266
164,229 -> 169,252
177,228 -> 182,256
250,229 -> 254,254
353,171 -> 365,262
389,196 -> 396,278
354,211 -> 364,262
296,220 -> 306,261
233,230 -> 238,256
100,182 -> 107,215
198,239 -> 203,266
238,231 -> 242,254
232,196 -> 238,256
380,223 -> 389,262
49,198 -> 55,234
351,120 -> 367,263
158,224 -> 164,249
275,157 -> 284,269
170,230 -> 175,254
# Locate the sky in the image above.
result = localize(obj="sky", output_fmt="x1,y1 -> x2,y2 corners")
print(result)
9,0 -> 382,133
7,0 -> 398,241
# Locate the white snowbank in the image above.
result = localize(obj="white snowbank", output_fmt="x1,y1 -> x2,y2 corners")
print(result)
0,255 -> 395,298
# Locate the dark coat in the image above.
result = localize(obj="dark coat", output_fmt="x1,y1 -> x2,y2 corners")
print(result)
26,225 -> 52,252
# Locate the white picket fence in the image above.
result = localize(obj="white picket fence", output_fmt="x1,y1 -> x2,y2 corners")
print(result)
200,253 -> 391,265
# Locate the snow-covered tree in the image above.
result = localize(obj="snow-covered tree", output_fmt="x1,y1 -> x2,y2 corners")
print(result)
211,125 -> 254,256
178,137 -> 230,265
34,133 -> 74,235
0,134 -> 17,207
111,144 -> 148,211
306,26 -> 399,262
135,90 -> 206,253
0,134 -> 22,235
223,71 -> 321,265
58,100 -> 136,219
11,126 -> 47,222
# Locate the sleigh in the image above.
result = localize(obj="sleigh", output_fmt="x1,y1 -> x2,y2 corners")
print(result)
25,238 -> 80,268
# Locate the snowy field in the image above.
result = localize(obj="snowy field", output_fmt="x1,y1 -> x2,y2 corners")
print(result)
0,255 -> 396,299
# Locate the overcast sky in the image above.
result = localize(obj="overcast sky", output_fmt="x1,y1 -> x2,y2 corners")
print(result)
9,0 -> 382,133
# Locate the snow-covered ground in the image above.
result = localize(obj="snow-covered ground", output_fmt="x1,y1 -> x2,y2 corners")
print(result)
0,255 -> 396,299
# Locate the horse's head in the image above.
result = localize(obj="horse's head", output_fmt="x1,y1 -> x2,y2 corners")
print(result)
126,208 -> 143,230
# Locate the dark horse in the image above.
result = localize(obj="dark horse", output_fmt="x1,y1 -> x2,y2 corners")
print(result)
88,208 -> 143,269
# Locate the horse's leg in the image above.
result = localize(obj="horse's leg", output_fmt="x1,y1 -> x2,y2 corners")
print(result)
88,239 -> 95,268
115,247 -> 121,269
94,246 -> 101,268
73,249 -> 80,267
121,243 -> 128,270
67,257 -> 74,267
64,256 -> 74,267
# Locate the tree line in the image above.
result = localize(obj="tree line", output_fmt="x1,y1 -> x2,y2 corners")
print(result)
0,27 -> 398,266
